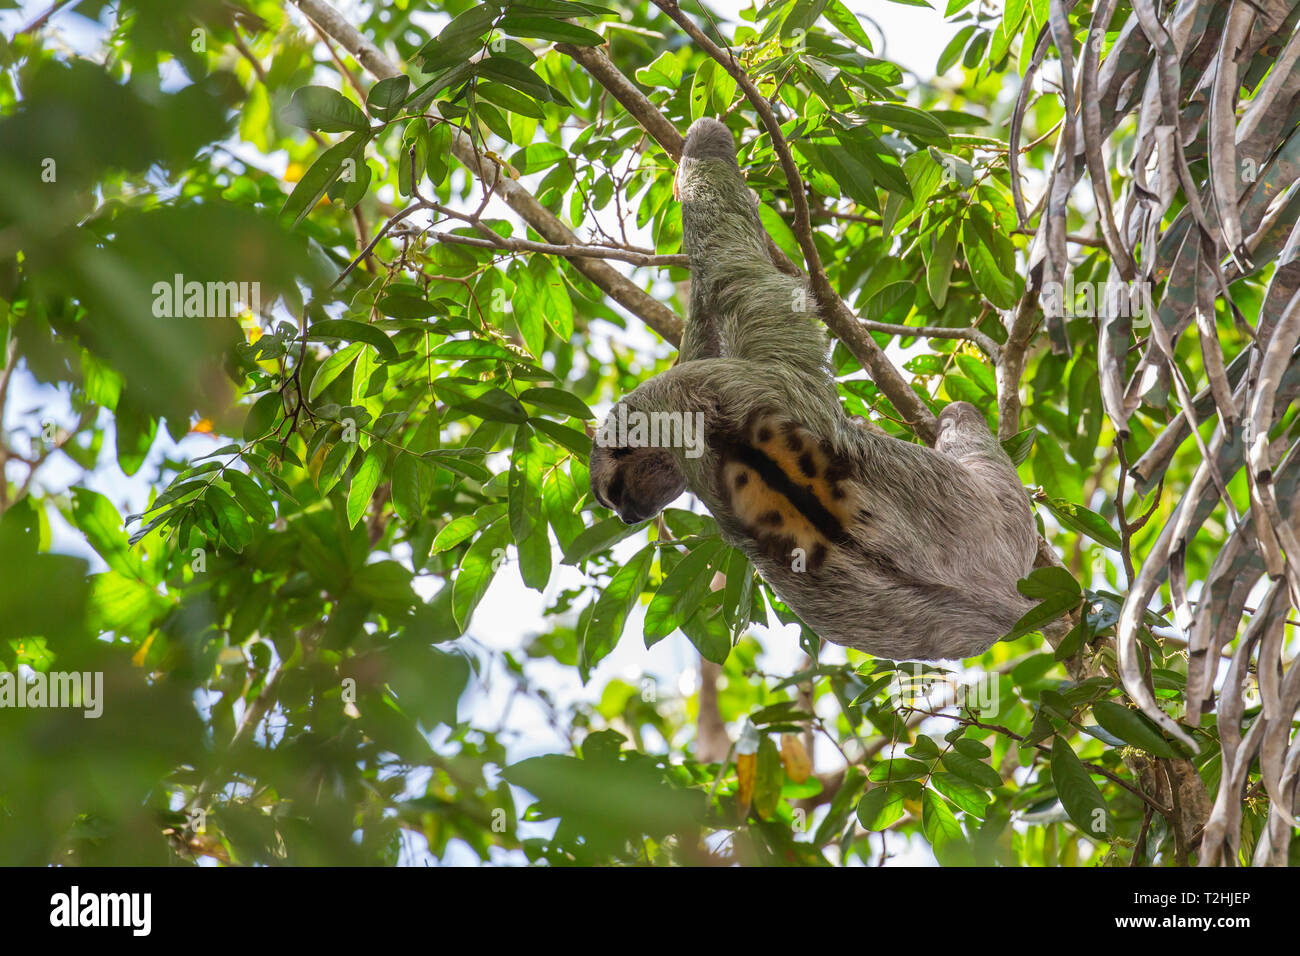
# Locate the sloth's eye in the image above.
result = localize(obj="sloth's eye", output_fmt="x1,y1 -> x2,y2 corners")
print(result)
611,447 -> 634,460
605,473 -> 626,506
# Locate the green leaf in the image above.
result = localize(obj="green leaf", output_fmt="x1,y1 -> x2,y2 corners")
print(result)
953,738 -> 991,759
225,470 -> 275,526
477,56 -> 558,104
509,142 -> 567,174
391,453 -> 433,525
531,418 -> 592,457
445,387 -> 528,425
634,50 -> 682,88
563,515 -> 646,563
317,440 -> 356,496
377,294 -> 439,319
867,758 -> 929,781
856,786 -> 906,830
961,205 -> 1018,308
422,449 -> 491,483
366,76 -> 410,121
680,601 -> 732,664
205,487 -> 252,551
307,318 -> 400,362
1008,566 -> 1082,638
519,387 -> 593,420
921,788 -> 965,849
643,539 -> 726,643
347,449 -> 384,528
937,24 -> 977,74
499,14 -> 603,45
1050,736 -> 1111,839
861,103 -> 950,146
1041,497 -> 1123,551
70,488 -> 147,581
955,353 -> 995,394
940,751 -> 1002,789
795,140 -> 878,212
430,339 -> 535,366
544,469 -> 585,552
417,4 -> 499,72
930,772 -> 990,817
1092,700 -> 1177,758
285,86 -> 369,132
433,503 -> 508,553
476,81 -> 545,121
308,342 -> 365,401
243,392 -> 282,442
689,59 -> 716,122
582,544 -> 654,674
452,518 -> 510,631
281,132 -> 368,227
530,259 -> 574,341
923,224 -> 958,308
1000,427 -> 1036,465
824,0 -> 875,50
509,426 -> 551,590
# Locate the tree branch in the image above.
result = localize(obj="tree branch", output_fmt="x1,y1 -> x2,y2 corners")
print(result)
858,318 -> 1001,360
288,0 -> 684,345
435,231 -> 687,267
555,43 -> 686,160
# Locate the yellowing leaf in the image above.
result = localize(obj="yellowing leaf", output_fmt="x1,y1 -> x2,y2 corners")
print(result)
736,751 -> 756,821
780,733 -> 812,783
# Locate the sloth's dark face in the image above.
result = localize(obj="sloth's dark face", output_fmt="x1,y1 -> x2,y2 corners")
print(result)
589,441 -> 688,525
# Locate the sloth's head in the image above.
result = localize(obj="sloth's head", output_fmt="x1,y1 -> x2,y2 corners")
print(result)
674,117 -> 740,201
589,410 -> 688,524
682,117 -> 738,164
937,400 -> 984,432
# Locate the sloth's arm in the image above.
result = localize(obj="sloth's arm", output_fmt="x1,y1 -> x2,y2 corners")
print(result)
677,119 -> 827,380
620,354 -> 842,442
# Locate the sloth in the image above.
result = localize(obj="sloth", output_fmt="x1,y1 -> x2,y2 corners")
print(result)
589,118 -> 1038,660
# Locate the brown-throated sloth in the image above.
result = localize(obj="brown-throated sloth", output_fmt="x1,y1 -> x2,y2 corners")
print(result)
589,118 -> 1037,660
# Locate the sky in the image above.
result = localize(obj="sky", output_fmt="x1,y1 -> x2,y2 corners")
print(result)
2,0 -> 965,865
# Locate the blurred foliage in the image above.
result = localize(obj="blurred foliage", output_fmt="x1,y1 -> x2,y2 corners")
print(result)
0,0 -> 1295,866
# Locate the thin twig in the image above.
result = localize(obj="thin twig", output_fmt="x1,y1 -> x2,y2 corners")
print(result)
434,231 -> 688,268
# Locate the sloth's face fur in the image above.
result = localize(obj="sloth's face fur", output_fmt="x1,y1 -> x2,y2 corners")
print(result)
589,439 -> 688,525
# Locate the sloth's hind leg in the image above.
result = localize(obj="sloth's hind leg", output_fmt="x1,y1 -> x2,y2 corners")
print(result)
935,402 -> 1037,575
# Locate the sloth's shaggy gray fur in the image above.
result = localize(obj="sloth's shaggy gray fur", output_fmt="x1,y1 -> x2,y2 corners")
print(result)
590,118 -> 1037,660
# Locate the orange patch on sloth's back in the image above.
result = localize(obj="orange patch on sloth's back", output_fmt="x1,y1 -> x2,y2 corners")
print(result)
719,417 -> 856,570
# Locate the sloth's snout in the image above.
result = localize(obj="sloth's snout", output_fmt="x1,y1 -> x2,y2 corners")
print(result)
615,500 -> 651,525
